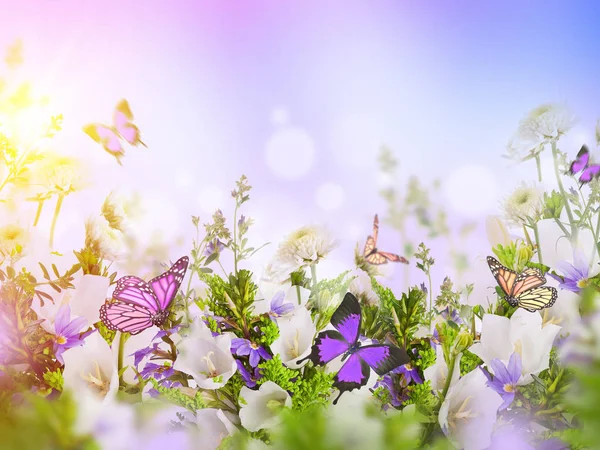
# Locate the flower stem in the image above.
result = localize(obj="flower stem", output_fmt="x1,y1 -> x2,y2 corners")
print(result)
421,352 -> 458,445
551,141 -> 578,243
310,264 -> 318,290
296,284 -> 302,306
532,222 -> 543,265
118,332 -> 126,387
49,194 -> 64,248
427,271 -> 433,311
33,200 -> 44,227
535,154 -> 543,182
233,204 -> 239,276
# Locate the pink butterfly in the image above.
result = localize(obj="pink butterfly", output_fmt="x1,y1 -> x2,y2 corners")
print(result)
99,256 -> 189,335
569,145 -> 600,185
83,99 -> 146,166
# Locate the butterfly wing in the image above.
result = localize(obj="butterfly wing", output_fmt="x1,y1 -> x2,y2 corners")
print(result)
515,286 -> 558,312
372,214 -> 379,245
332,353 -> 371,404
579,165 -> 600,184
112,276 -> 161,314
83,123 -> 125,164
99,301 -> 153,335
365,251 -> 387,265
570,145 -> 590,175
363,236 -> 376,258
377,251 -> 409,264
301,329 -> 351,366
487,256 -> 518,297
114,99 -> 145,147
356,344 -> 410,375
511,267 -> 546,297
147,256 -> 189,311
330,292 -> 362,344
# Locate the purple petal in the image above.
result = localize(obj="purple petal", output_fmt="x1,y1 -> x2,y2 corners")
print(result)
499,392 -> 515,410
54,347 -> 66,365
559,279 -> 580,292
249,350 -> 260,367
479,366 -> 493,383
53,305 -> 71,332
258,346 -> 272,361
61,316 -> 88,337
507,352 -> 522,381
270,291 -> 285,309
489,358 -> 512,384
555,261 -> 584,282
231,338 -> 249,352
573,251 -> 589,277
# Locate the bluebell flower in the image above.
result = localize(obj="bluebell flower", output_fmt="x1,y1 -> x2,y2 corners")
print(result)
548,251 -> 590,293
204,239 -> 226,257
373,373 -> 408,410
52,305 -> 88,365
231,338 -> 272,367
267,291 -> 295,320
393,362 -> 423,385
481,352 -> 522,410
236,360 -> 262,388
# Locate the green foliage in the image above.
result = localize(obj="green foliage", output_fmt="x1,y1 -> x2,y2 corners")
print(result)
406,380 -> 437,414
198,272 -> 230,318
256,356 -> 334,411
42,369 -> 63,391
414,343 -> 436,372
376,281 -> 426,350
414,243 -> 435,275
95,320 -> 116,346
459,350 -> 483,377
290,365 -> 335,411
543,190 -> 565,220
223,269 -> 258,321
255,316 -> 280,347
257,355 -> 299,394
0,390 -> 99,450
434,277 -> 461,311
148,378 -> 206,412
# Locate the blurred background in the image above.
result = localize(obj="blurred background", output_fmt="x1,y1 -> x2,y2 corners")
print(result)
1,0 -> 600,294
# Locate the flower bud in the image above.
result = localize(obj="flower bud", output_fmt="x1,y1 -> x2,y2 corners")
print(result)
453,330 -> 473,354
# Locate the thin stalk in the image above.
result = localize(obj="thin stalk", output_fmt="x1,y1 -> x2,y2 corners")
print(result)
427,271 -> 433,312
49,194 -> 64,248
552,218 -> 570,238
233,204 -> 239,275
535,154 -> 543,182
310,264 -> 318,290
421,352 -> 458,445
296,285 -> 302,306
117,332 -> 126,387
551,141 -> 578,243
217,259 -> 228,278
532,222 -> 543,265
33,199 -> 44,227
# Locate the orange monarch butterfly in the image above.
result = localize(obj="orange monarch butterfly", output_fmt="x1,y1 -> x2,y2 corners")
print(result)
363,215 -> 409,265
487,256 -> 557,312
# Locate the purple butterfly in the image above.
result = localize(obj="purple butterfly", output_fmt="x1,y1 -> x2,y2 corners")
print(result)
99,256 -> 189,335
569,145 -> 600,185
83,99 -> 146,166
298,292 -> 410,404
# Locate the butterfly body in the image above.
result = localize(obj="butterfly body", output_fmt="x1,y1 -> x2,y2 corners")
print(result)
299,292 -> 410,404
99,256 -> 189,335
569,145 -> 600,185
363,215 -> 409,265
487,256 -> 557,312
83,99 -> 146,165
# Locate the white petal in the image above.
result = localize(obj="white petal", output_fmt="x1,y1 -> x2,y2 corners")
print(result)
70,274 -> 110,324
